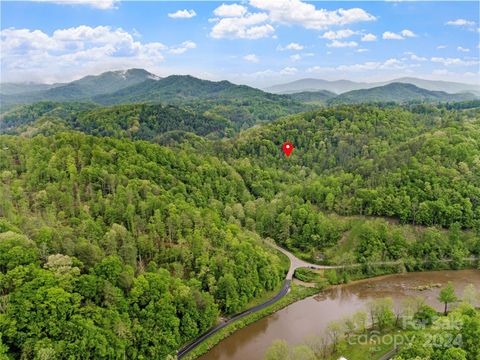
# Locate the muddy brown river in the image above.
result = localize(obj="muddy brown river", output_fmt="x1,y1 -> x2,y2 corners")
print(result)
199,270 -> 480,360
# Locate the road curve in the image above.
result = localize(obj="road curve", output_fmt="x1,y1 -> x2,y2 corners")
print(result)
266,240 -> 338,279
177,241 -> 314,359
177,279 -> 291,359
177,239 -> 477,358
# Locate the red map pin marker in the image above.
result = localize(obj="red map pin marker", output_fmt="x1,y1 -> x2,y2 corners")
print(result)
282,142 -> 294,157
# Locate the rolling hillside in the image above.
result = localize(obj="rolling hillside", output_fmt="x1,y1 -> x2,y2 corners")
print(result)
92,75 -> 276,104
287,90 -> 336,104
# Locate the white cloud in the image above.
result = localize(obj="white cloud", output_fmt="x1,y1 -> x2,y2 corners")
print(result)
361,33 -> 377,42
306,65 -> 335,73
168,9 -> 196,19
210,12 -> 275,39
243,53 -> 259,62
277,42 -> 304,51
400,29 -> 417,37
307,57 -> 415,74
0,25 -> 197,82
210,1 -> 375,40
382,58 -> 403,67
457,46 -> 470,52
214,4 -> 248,17
33,0 -> 118,9
280,66 -> 298,75
446,19 -> 476,27
431,69 -> 479,82
249,0 -> 376,29
169,41 -> 196,54
286,42 -> 304,50
290,54 -> 301,61
411,54 -> 427,61
327,40 -> 358,48
230,67 -> 299,87
356,48 -> 368,53
437,45 -> 447,49
431,57 -> 478,66
321,29 -> 357,39
383,31 -> 404,40
383,29 -> 416,40
404,52 -> 427,61
237,69 -> 276,79
339,58 -> 413,71
400,29 -> 416,38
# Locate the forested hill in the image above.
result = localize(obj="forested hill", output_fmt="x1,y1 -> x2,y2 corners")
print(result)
330,82 -> 477,104
0,132 -> 286,358
3,101 -> 480,230
1,98 -> 310,137
93,75 -> 283,104
219,104 -> 480,228
91,75 -> 310,127
1,103 -> 480,359
287,90 -> 336,104
1,102 -> 233,140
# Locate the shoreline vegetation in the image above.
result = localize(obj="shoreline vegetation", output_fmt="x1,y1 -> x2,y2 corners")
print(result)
264,281 -> 480,360
178,221 -> 478,359
180,258 -> 479,360
182,283 -> 319,360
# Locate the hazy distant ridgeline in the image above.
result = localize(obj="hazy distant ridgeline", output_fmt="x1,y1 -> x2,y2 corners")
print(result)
1,69 -> 478,112
0,69 -> 157,105
267,76 -> 480,95
329,82 -> 477,104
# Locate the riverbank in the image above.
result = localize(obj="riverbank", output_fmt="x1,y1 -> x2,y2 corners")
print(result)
178,243 -> 478,360
177,238 -> 332,359
198,269 -> 480,360
182,283 -> 319,360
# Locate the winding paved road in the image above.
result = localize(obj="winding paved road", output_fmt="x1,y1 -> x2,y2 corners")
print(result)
267,240 -> 337,279
177,241 -> 476,359
177,241 -> 477,359
177,241 -> 334,359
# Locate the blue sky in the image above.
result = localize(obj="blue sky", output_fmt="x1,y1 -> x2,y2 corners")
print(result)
1,0 -> 479,87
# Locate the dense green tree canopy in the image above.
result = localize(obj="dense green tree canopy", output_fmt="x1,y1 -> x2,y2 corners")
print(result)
1,100 -> 479,359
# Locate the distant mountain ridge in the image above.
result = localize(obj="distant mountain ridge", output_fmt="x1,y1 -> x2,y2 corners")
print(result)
93,74 -> 279,105
267,77 -> 480,95
0,82 -> 62,95
0,69 -> 160,106
267,78 -> 369,94
1,69 -> 478,110
330,82 -> 477,104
